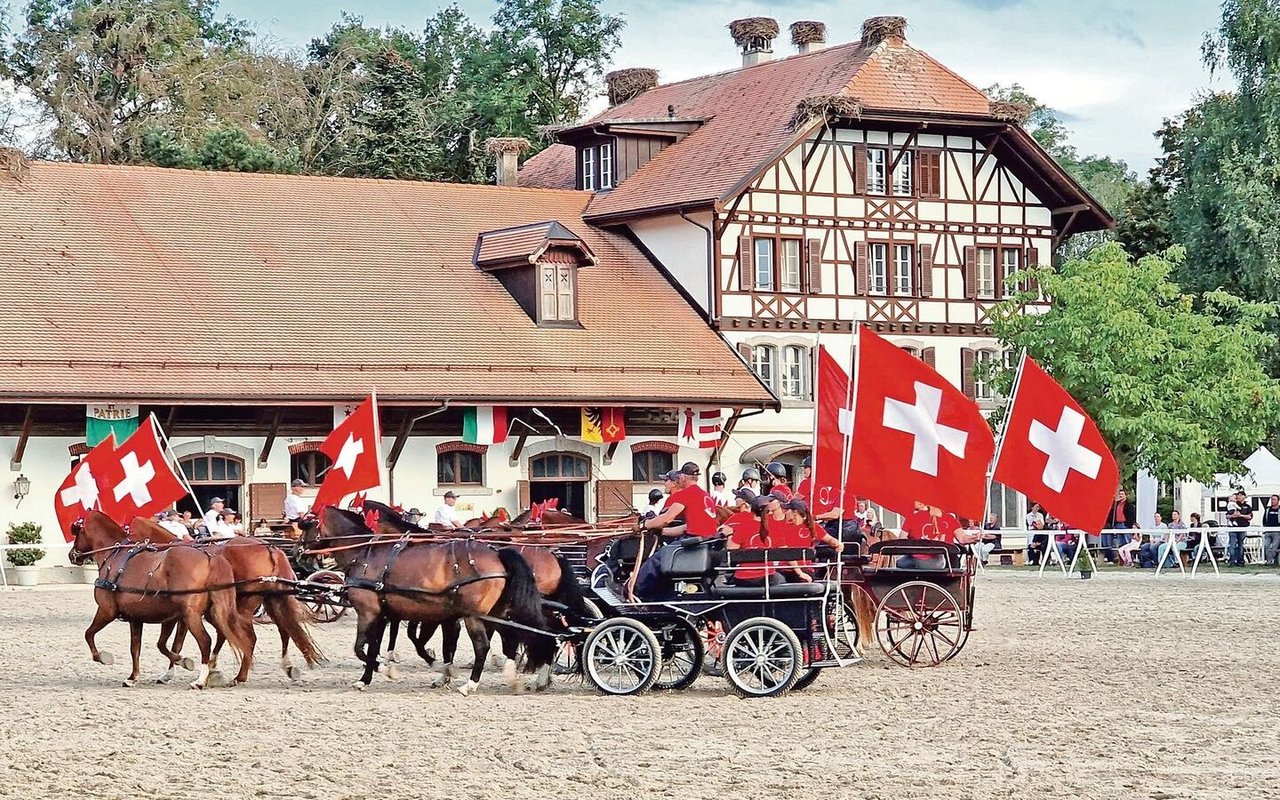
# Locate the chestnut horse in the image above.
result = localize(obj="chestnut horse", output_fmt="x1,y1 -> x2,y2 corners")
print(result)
131,518 -> 324,681
69,511 -> 255,688
305,507 -> 555,695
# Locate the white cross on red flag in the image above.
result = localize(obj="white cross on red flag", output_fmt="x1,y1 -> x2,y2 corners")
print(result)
98,416 -> 189,523
993,354 -> 1118,533
53,434 -> 122,542
847,326 -> 995,520
312,394 -> 382,512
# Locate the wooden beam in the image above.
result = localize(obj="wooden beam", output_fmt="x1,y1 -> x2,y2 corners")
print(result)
507,430 -> 530,467
257,408 -> 282,468
1051,203 -> 1091,215
161,406 -> 178,438
888,128 -> 921,173
386,413 -> 415,471
603,440 -> 620,466
9,406 -> 32,471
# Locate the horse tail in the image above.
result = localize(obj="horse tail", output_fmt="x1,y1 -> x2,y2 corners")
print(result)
264,547 -> 325,667
551,553 -> 593,621
494,547 -> 555,670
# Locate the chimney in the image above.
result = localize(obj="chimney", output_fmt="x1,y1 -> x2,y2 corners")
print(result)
605,68 -> 659,106
0,147 -> 29,183
789,21 -> 827,55
861,16 -> 907,47
484,137 -> 531,187
729,17 -> 779,67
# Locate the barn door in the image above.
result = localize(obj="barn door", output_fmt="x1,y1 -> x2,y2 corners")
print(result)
249,482 -> 286,523
518,480 -> 530,511
596,479 -> 634,521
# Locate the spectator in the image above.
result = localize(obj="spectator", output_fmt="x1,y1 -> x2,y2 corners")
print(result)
863,508 -> 885,541
284,479 -> 309,521
157,509 -> 189,539
1103,489 -> 1135,564
1138,512 -> 1168,568
1117,529 -> 1142,566
977,513 -> 1001,565
179,510 -> 197,533
202,497 -> 226,531
433,491 -> 462,529
207,508 -> 241,540
1160,510 -> 1189,569
1025,502 -> 1048,566
1263,494 -> 1280,567
405,508 -> 423,525
1226,491 -> 1253,566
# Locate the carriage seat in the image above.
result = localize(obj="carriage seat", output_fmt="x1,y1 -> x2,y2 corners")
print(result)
866,539 -> 965,571
655,537 -> 724,578
711,580 -> 829,599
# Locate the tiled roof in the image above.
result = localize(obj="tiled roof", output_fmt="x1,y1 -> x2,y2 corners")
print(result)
473,221 -> 594,270
518,144 -> 577,190
0,161 -> 775,407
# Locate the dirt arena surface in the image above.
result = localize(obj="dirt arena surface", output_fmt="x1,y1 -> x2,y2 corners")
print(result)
0,571 -> 1276,800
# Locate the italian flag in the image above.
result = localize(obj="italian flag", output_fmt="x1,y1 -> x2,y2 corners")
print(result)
463,406 -> 508,445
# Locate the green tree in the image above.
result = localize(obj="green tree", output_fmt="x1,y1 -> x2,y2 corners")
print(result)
339,47 -> 442,180
142,125 -> 299,172
989,242 -> 1280,483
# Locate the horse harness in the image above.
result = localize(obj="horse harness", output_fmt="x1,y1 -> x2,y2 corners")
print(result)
345,535 -> 506,602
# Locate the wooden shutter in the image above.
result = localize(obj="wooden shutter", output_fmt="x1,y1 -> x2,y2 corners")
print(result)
1026,246 -> 1040,297
854,143 -> 867,195
963,246 -> 977,299
806,237 -> 822,294
596,479 -> 634,521
855,240 -> 869,294
918,243 -> 933,298
917,149 -> 942,199
736,341 -> 753,362
738,235 -> 753,291
921,347 -> 936,368
518,480 -> 530,511
249,482 -> 287,522
961,347 -> 976,399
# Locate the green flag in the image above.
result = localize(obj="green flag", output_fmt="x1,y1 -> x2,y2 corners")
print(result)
86,404 -> 139,446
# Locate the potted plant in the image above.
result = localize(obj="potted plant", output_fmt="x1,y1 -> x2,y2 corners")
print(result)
80,557 -> 100,585
1076,539 -> 1096,580
5,522 -> 46,587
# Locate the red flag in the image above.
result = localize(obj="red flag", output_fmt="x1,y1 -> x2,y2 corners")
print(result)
848,327 -> 994,520
53,435 -> 121,542
807,346 -> 859,516
312,395 -> 382,512
678,407 -> 722,448
98,417 -> 189,523
993,354 -> 1119,533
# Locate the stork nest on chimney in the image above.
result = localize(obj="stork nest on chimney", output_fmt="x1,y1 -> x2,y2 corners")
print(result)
728,17 -> 780,47
790,94 -> 864,131
605,67 -> 659,106
789,21 -> 827,47
988,100 -> 1033,124
0,147 -> 29,182
484,137 -> 532,156
861,16 -> 908,46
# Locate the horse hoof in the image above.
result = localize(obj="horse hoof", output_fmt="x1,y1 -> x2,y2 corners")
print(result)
96,653 -> 115,666
386,650 -> 400,663
188,681 -> 206,690
155,670 -> 174,685
351,680 -> 368,691
180,657 -> 196,671
121,679 -> 137,688
456,680 -> 479,697
490,653 -> 506,668
287,665 -> 302,681
205,671 -> 226,689
377,663 -> 399,680
423,648 -> 436,665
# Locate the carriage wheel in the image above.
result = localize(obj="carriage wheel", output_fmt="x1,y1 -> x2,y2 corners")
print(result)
720,617 -> 803,698
554,599 -> 603,682
653,618 -> 704,691
582,618 -> 661,696
303,569 -> 348,624
874,581 -> 964,668
792,667 -> 822,691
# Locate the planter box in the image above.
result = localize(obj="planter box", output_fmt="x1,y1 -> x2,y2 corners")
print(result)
13,565 -> 39,587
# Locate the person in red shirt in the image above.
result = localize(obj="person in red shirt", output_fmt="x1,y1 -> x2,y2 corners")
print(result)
794,456 -> 812,503
764,461 -> 793,500
723,494 -> 781,585
717,488 -> 758,539
634,462 -> 719,599
897,502 -> 979,569
782,498 -> 843,553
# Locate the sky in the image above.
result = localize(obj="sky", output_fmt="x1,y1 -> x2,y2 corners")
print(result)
219,0 -> 1229,172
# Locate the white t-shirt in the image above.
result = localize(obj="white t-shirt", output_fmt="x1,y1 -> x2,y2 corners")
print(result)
159,520 -> 189,539
434,503 -> 461,527
1025,511 -> 1045,530
283,493 -> 309,520
643,500 -> 666,517
203,508 -> 223,529
207,519 -> 237,540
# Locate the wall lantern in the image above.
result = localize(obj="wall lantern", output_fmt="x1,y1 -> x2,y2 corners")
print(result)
13,474 -> 30,504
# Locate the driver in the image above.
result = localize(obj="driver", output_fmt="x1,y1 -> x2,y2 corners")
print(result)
632,462 -> 720,599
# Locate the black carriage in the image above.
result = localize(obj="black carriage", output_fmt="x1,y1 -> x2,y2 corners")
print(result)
249,535 -> 350,624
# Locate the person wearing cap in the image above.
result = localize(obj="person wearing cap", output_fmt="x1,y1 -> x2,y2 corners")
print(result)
642,488 -> 665,518
710,471 -> 733,507
793,456 -> 814,502
723,494 -> 782,586
284,479 -> 309,522
897,502 -> 980,569
717,488 -> 758,539
781,497 -> 843,555
207,507 -> 241,540
634,462 -> 719,599
157,509 -> 190,539
738,468 -> 761,494
405,508 -> 424,525
433,491 -> 462,529
202,497 -> 226,531
764,461 -> 792,500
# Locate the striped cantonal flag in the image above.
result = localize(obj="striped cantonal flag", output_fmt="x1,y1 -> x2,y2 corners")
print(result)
463,406 -> 508,445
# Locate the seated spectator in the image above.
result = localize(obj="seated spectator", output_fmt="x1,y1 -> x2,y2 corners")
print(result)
976,514 -> 1002,565
1117,529 -> 1142,566
157,509 -> 189,539
1160,510 -> 1189,568
1054,530 -> 1077,565
1138,513 -> 1168,568
1025,502 -> 1048,566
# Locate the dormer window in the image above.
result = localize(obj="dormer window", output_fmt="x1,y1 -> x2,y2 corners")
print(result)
582,148 -> 595,191
474,220 -> 597,328
578,142 -> 615,191
541,261 -> 576,321
600,143 -> 614,189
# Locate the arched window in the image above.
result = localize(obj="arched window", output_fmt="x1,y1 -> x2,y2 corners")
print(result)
531,453 -> 589,480
899,345 -> 919,358
291,451 -> 332,487
180,455 -> 244,485
437,442 -> 486,486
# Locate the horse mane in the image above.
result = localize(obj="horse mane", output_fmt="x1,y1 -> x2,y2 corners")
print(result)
84,510 -> 128,540
322,505 -> 376,537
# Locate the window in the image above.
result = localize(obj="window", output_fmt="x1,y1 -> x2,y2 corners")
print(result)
291,451 -> 331,486
899,346 -> 919,358
539,262 -> 575,323
868,243 -> 888,294
977,247 -> 997,299
754,238 -> 775,290
632,450 -> 674,482
581,148 -> 595,191
438,451 -> 484,485
780,239 -> 802,292
975,348 -> 999,400
180,455 -> 243,484
1002,248 -> 1021,297
752,344 -> 776,388
531,453 -> 589,479
892,150 -> 913,195
893,244 -> 913,295
987,481 -> 1022,528
599,143 -> 614,189
781,345 -> 806,399
867,147 -> 887,194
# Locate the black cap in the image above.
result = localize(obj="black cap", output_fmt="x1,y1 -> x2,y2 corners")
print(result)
408,508 -> 422,515
733,487 -> 758,503
784,498 -> 809,514
801,456 -> 812,468
443,491 -> 457,499
660,470 -> 681,482
291,479 -> 305,487
750,495 -> 772,513
712,471 -> 727,486
769,488 -> 790,501
648,489 -> 663,503
679,462 -> 701,477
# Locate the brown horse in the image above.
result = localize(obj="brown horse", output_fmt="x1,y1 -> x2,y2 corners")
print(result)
69,511 -> 255,688
131,518 -> 324,681
305,507 -> 555,695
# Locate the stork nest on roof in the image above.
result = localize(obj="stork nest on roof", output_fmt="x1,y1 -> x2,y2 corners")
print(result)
605,67 -> 659,105
0,147 -> 28,182
988,100 -> 1033,124
861,16 -> 908,46
728,17 -> 780,47
790,94 -> 863,131
484,137 -> 532,156
789,21 -> 827,47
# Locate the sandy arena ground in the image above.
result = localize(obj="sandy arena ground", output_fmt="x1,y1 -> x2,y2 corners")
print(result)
0,571 -> 1277,800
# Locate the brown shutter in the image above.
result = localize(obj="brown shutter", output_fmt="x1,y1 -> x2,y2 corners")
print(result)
963,245 -> 977,299
736,341 -> 753,362
738,235 -> 753,291
855,240 -> 869,294
917,149 -> 942,199
854,143 -> 867,195
1026,246 -> 1040,297
961,347 -> 976,399
595,479 -> 634,521
249,482 -> 287,522
806,237 -> 822,294
918,243 -> 933,298
518,480 -> 530,511
921,347 -> 936,368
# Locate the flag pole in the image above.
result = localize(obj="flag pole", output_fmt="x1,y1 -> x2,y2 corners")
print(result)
983,348 -> 1028,531
152,412 -> 198,505
371,389 -> 386,503
840,322 -> 861,520
810,331 -> 821,508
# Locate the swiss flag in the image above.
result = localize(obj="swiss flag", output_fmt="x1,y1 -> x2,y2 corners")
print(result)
53,435 -> 122,542
806,346 -> 859,516
312,395 -> 382,512
993,354 -> 1119,533
98,417 -> 190,523
848,327 -> 994,520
